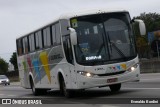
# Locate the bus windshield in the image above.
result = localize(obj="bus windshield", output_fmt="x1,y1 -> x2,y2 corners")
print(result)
70,12 -> 136,65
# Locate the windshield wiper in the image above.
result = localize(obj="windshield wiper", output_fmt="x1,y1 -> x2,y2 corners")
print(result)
111,42 -> 127,60
106,32 -> 127,60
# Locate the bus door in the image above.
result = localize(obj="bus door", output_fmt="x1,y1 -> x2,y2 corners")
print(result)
62,35 -> 77,88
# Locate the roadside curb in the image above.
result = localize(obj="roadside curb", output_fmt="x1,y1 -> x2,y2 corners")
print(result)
10,82 -> 20,86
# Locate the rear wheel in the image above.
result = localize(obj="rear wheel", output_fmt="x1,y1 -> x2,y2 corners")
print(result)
109,83 -> 121,92
30,78 -> 48,96
30,78 -> 38,96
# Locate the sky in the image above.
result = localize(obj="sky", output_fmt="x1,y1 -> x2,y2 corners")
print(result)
0,0 -> 160,62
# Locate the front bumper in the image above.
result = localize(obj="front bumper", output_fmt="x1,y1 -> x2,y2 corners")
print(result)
76,67 -> 140,89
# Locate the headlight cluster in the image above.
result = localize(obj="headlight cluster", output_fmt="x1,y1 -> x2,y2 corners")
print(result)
127,63 -> 139,72
77,71 -> 94,77
6,79 -> 9,82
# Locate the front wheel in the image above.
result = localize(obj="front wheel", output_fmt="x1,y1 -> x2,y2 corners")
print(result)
60,78 -> 74,98
109,83 -> 121,92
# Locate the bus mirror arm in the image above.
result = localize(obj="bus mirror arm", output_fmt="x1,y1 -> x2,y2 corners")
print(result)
132,19 -> 146,36
68,27 -> 77,45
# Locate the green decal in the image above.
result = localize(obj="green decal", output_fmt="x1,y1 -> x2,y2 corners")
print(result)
71,19 -> 78,28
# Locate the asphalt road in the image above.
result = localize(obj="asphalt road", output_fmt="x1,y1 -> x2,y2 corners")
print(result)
0,73 -> 160,107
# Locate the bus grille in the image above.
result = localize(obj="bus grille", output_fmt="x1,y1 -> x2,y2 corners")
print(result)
97,71 -> 126,76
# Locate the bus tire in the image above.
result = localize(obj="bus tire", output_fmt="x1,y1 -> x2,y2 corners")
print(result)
30,78 -> 42,96
109,83 -> 121,92
60,77 -> 74,98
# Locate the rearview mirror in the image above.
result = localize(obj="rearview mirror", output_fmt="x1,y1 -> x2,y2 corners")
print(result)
134,19 -> 146,36
68,28 -> 77,45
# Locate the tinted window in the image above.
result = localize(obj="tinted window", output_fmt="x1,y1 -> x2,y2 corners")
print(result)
0,75 -> 7,79
71,13 -> 136,65
43,27 -> 51,47
60,19 -> 70,36
35,31 -> 43,49
29,34 -> 35,52
17,39 -> 23,55
55,23 -> 61,45
46,27 -> 51,46
22,37 -> 29,54
51,25 -> 56,46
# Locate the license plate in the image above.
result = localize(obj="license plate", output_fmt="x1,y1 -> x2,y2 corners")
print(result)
107,78 -> 118,83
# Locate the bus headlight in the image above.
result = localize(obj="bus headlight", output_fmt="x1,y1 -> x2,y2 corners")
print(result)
131,67 -> 135,71
77,71 -> 94,77
127,63 -> 139,72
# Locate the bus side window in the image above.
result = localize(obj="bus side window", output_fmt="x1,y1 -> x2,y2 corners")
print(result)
43,27 -> 51,48
43,28 -> 47,47
22,37 -> 29,54
29,34 -> 35,52
17,39 -> 23,56
51,25 -> 57,46
46,27 -> 51,47
60,19 -> 70,36
55,23 -> 61,45
35,31 -> 43,49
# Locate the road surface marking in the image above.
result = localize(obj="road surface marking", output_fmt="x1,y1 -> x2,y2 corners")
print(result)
21,96 -> 62,98
2,86 -> 22,89
123,88 -> 160,90
101,105 -> 119,107
7,95 -> 17,97
141,78 -> 160,81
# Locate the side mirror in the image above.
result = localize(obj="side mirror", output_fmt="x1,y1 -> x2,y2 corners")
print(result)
68,28 -> 77,45
134,19 -> 146,36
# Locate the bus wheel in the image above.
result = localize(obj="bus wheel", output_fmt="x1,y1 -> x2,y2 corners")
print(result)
109,83 -> 121,92
30,78 -> 41,96
61,78 -> 74,98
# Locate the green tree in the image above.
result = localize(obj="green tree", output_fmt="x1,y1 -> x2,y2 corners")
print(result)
9,52 -> 18,72
0,57 -> 8,74
133,12 -> 160,33
133,12 -> 160,58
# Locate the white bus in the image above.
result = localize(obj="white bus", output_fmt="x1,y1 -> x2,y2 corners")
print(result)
16,9 -> 146,97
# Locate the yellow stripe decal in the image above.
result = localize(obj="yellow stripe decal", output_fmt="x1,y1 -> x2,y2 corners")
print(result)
39,51 -> 51,83
121,64 -> 127,70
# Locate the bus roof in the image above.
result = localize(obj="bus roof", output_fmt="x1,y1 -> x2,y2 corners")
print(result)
60,8 -> 128,20
16,8 -> 128,39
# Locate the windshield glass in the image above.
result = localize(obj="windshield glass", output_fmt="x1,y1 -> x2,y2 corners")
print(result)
70,12 -> 136,65
0,75 -> 7,79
